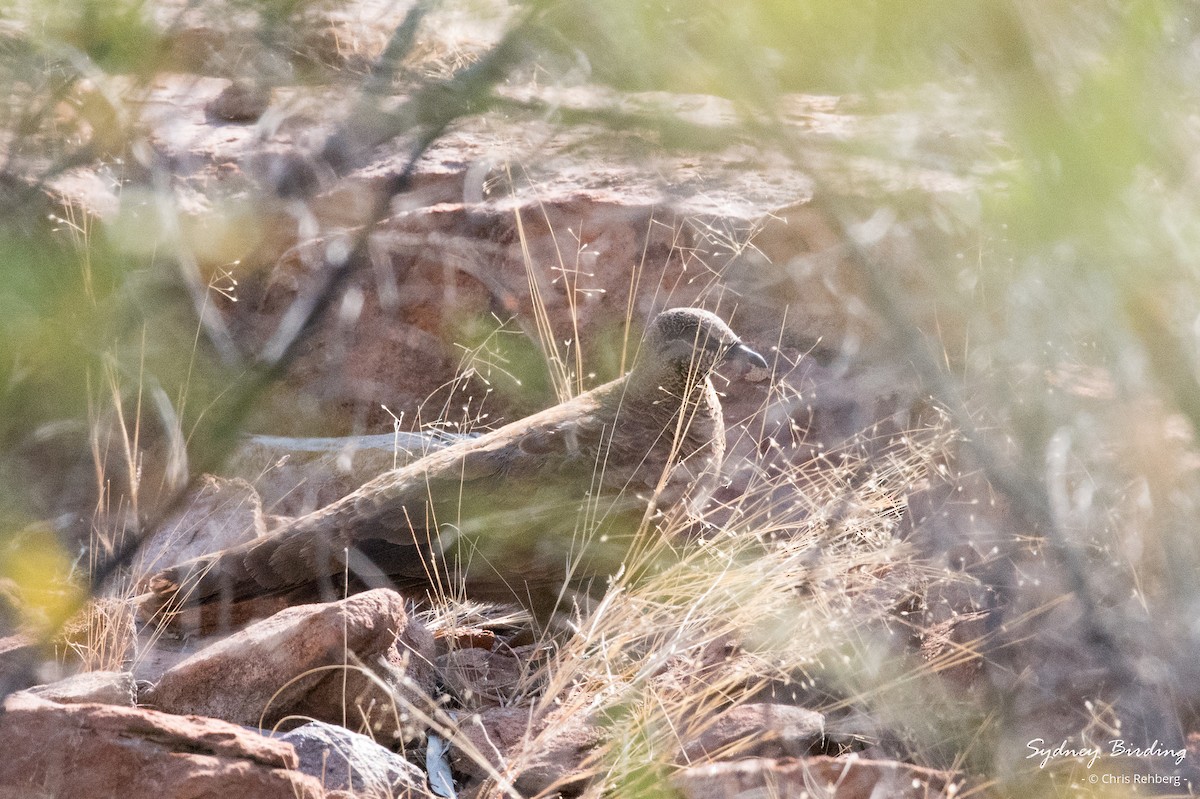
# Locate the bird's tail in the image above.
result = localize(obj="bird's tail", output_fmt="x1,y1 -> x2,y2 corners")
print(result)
139,510 -> 414,621
140,526 -> 311,616
142,541 -> 253,613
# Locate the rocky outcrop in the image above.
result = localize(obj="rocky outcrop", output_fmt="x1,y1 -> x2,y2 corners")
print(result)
0,0 -> 1032,795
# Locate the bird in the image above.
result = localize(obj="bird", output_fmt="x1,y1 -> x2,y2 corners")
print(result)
145,307 -> 768,618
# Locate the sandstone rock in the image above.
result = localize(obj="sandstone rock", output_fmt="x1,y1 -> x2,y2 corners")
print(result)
134,475 -> 266,577
116,65 -> 947,440
206,79 -> 271,122
434,623 -> 498,652
0,692 -> 324,799
144,588 -> 435,741
0,632 -> 43,699
278,721 -> 433,797
681,702 -> 825,762
438,645 -> 525,707
134,475 -> 297,635
151,0 -> 420,75
453,705 -> 603,795
451,706 -> 532,783
510,712 -> 605,796
24,670 -> 137,706
672,755 -> 960,799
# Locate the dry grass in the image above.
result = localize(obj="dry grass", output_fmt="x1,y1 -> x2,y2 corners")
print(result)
54,596 -> 136,673
366,216 -> 973,794
452,398 -> 959,795
348,214 -> 970,794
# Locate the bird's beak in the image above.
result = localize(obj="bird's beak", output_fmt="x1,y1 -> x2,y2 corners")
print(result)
726,342 -> 769,369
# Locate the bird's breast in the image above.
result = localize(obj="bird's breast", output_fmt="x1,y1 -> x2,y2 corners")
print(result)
595,381 -> 725,513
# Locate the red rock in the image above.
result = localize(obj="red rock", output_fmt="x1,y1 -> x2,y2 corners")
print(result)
435,624 -> 497,652
24,670 -> 137,706
144,588 -> 434,742
206,79 -> 271,122
439,645 -> 524,706
681,702 -> 825,762
134,476 -> 266,578
0,692 -> 324,799
673,755 -> 961,799
453,705 -> 603,794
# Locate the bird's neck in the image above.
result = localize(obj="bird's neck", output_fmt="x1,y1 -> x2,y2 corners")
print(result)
626,360 -> 716,419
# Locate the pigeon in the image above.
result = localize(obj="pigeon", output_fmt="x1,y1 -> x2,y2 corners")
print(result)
145,307 -> 768,616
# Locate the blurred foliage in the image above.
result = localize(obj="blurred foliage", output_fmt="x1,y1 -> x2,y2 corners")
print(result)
539,0 -> 964,95
0,525 -> 85,634
44,0 -> 162,73
0,0 -> 1198,789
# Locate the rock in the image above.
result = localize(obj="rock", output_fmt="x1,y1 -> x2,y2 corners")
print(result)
681,702 -> 825,762
134,476 -> 266,578
278,721 -> 433,797
0,692 -> 324,799
438,645 -> 525,707
24,670 -> 137,706
206,79 -> 271,122
434,623 -> 497,652
453,705 -> 603,795
134,476 -> 299,634
920,610 -> 991,690
150,0 -> 416,75
114,65 -> 949,438
144,589 -> 435,742
672,755 -> 961,799
0,632 -> 43,698
510,711 -> 605,796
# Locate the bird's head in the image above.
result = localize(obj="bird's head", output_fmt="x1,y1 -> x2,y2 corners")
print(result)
641,307 -> 768,383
